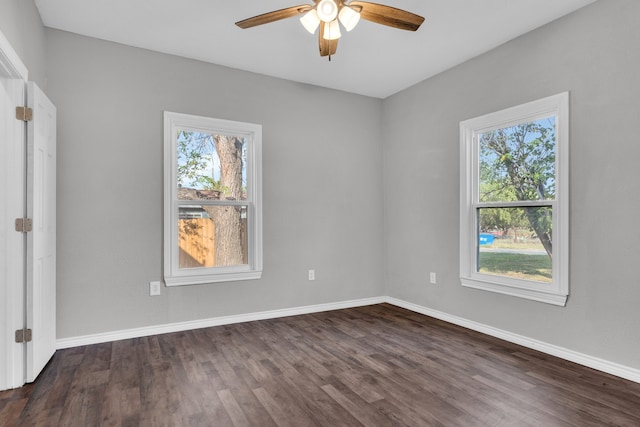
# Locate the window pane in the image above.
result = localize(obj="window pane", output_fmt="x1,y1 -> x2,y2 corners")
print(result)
177,131 -> 247,201
477,207 -> 552,283
479,117 -> 556,202
178,205 -> 248,269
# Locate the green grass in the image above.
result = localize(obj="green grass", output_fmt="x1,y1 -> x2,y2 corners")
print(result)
487,239 -> 546,251
479,252 -> 552,282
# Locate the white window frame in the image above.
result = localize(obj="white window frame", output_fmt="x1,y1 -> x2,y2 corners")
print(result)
163,111 -> 262,286
459,92 -> 569,306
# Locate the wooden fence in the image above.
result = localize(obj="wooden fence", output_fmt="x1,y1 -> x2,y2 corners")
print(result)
179,218 -> 215,268
178,218 -> 248,269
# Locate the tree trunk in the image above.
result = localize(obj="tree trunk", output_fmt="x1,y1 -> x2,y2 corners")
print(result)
505,159 -> 553,258
524,207 -> 553,258
211,134 -> 244,266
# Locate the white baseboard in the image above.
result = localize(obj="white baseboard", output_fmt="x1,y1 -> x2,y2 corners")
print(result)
386,297 -> 640,384
55,296 -> 386,349
56,295 -> 640,384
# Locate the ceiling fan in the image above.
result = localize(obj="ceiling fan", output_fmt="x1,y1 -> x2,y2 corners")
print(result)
235,0 -> 425,60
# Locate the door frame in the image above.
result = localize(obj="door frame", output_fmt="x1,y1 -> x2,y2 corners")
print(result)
0,29 -> 28,391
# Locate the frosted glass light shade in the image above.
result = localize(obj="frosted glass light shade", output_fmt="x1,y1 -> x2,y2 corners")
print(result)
323,19 -> 341,40
300,9 -> 320,34
338,6 -> 360,31
317,0 -> 338,22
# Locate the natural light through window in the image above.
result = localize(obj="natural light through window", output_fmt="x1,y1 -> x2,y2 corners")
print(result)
177,131 -> 248,269
460,93 -> 569,305
164,112 -> 262,286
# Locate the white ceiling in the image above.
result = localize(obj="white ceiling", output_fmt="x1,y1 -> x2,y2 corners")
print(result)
35,0 -> 597,98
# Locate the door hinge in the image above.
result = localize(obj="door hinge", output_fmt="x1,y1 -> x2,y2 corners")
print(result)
15,329 -> 33,343
16,106 -> 33,122
15,218 -> 33,233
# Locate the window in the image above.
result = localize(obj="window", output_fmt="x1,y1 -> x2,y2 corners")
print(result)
460,93 -> 569,306
164,112 -> 262,286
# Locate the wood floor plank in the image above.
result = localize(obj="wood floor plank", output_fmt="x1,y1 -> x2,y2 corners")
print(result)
2,304 -> 640,426
280,373 -> 362,426
253,385 -> 318,427
218,389 -> 251,426
321,383 -> 392,427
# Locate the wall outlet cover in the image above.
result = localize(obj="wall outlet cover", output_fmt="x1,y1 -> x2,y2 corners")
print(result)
149,281 -> 162,296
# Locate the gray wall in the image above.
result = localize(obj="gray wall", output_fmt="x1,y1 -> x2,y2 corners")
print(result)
0,0 -> 46,87
44,30 -> 385,338
383,0 -> 640,370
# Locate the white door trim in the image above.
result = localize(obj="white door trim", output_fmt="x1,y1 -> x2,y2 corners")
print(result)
0,30 -> 28,82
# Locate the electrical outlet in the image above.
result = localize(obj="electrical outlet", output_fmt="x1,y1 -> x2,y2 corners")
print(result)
308,269 -> 315,281
149,281 -> 161,296
429,272 -> 437,284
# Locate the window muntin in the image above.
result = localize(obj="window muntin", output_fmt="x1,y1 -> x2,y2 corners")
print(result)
460,93 -> 568,306
164,112 -> 262,286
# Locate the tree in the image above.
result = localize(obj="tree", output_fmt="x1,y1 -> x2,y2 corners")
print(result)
479,119 -> 555,257
177,131 -> 246,267
210,134 -> 245,266
478,177 -> 527,239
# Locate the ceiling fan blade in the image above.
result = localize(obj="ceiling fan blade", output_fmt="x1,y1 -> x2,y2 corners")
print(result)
318,22 -> 339,57
348,2 -> 424,31
236,5 -> 312,29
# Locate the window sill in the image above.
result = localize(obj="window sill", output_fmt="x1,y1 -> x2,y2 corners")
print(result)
165,270 -> 262,286
461,276 -> 568,306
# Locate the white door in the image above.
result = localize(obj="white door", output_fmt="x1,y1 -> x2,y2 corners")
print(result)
0,33 -> 28,391
25,82 -> 57,383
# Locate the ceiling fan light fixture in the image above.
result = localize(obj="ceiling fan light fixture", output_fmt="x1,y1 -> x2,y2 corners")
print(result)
317,0 -> 338,22
300,9 -> 321,34
323,19 -> 341,40
338,6 -> 360,32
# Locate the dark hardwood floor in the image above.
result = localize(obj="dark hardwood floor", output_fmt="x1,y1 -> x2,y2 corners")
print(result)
1,303 -> 639,426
